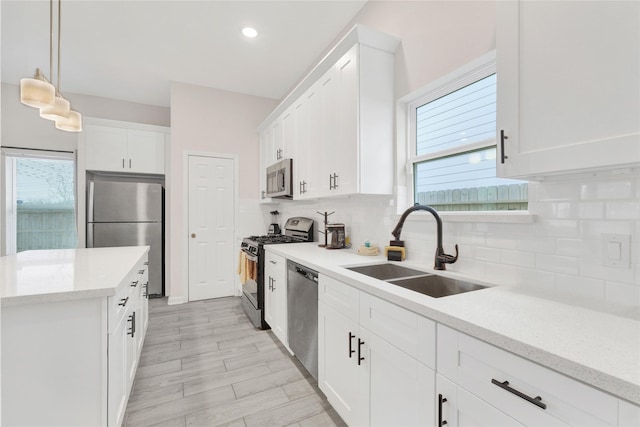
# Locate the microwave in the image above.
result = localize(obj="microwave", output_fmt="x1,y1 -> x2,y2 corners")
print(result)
266,158 -> 293,199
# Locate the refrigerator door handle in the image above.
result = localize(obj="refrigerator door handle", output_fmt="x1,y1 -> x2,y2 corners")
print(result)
87,223 -> 94,248
87,181 -> 95,223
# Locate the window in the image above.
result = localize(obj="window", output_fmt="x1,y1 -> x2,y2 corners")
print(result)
2,148 -> 77,255
406,53 -> 527,212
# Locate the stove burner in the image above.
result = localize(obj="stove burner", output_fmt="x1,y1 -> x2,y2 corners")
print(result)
247,234 -> 302,244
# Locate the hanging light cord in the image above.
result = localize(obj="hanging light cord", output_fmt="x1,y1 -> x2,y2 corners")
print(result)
49,0 -> 53,84
57,0 -> 61,94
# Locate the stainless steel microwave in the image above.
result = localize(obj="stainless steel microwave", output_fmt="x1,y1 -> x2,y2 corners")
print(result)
266,158 -> 293,199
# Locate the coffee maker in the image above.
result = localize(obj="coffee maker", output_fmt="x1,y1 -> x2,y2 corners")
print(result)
268,210 -> 281,235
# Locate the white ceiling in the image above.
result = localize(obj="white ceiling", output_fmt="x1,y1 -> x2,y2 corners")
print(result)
1,0 -> 367,107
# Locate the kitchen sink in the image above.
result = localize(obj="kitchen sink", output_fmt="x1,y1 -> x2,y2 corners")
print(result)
389,275 -> 487,298
346,262 -> 488,298
346,263 -> 428,280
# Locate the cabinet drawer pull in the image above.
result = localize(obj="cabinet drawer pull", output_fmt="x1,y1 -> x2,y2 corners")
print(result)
348,332 -> 355,358
128,311 -> 136,338
491,379 -> 546,410
143,283 -> 148,298
357,338 -> 365,365
130,281 -> 138,287
138,269 -> 145,274
500,130 -> 509,164
438,394 -> 448,426
144,261 -> 149,266
119,297 -> 129,307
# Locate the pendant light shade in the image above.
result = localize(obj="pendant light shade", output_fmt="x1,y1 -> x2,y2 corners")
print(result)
55,110 -> 82,132
40,94 -> 71,121
20,69 -> 56,108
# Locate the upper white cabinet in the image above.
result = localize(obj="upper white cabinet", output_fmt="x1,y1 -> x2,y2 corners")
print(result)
84,119 -> 168,175
496,0 -> 640,178
258,24 -> 399,200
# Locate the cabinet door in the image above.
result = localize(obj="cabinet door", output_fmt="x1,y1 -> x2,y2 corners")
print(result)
108,314 -> 128,427
292,95 -> 308,198
265,252 -> 287,345
303,82 -> 322,198
497,1 -> 640,178
318,301 -> 364,426
126,307 -> 138,386
127,129 -> 165,174
259,128 -> 271,200
437,375 -> 525,427
280,107 -> 294,160
363,328 -> 435,427
85,125 -> 128,172
332,45 -> 358,196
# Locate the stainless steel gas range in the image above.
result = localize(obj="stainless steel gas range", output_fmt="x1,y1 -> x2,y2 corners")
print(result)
240,217 -> 314,329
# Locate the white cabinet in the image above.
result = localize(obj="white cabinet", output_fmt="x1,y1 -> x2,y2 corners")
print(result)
84,121 -> 167,174
258,25 -> 399,201
264,251 -> 288,346
619,399 -> 640,427
1,252 -> 149,427
318,274 -> 436,426
437,374 -> 524,427
437,324 -> 618,427
303,43 -> 395,198
496,0 -> 640,178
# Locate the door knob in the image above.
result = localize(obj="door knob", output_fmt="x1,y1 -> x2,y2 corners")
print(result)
191,233 -> 196,238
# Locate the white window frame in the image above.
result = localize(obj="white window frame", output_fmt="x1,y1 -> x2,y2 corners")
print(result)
396,51 -> 533,223
1,147 -> 77,255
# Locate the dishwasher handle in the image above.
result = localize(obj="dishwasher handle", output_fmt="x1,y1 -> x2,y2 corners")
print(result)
292,264 -> 318,282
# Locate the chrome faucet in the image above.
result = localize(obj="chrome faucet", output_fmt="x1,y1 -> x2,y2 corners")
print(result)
391,204 -> 459,270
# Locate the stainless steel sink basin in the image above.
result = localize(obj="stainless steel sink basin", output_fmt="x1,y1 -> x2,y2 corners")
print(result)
389,275 -> 487,298
346,262 -> 488,298
346,263 -> 428,280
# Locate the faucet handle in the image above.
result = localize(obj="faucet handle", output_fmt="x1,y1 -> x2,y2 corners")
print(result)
438,244 -> 459,264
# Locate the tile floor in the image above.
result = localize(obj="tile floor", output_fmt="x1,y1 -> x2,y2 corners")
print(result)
123,296 -> 346,427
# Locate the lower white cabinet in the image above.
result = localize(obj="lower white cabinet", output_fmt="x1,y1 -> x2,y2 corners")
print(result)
318,274 -> 436,426
1,253 -> 149,427
437,324 -> 619,427
264,251 -> 288,346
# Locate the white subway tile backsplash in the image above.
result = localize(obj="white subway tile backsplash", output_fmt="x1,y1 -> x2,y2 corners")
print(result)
578,202 -> 604,219
555,238 -> 600,260
273,171 -> 639,307
536,254 -> 580,275
500,249 -> 536,268
606,201 -> 640,220
605,281 -> 640,308
535,219 -> 580,238
555,274 -> 606,301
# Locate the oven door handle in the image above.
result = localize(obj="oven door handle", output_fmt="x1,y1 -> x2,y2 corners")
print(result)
241,249 -> 258,263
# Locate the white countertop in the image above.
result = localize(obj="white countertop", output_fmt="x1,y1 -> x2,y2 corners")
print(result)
0,246 -> 149,307
267,242 -> 640,405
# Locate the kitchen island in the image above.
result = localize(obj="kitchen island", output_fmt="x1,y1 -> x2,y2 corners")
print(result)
266,242 -> 640,426
1,246 -> 150,427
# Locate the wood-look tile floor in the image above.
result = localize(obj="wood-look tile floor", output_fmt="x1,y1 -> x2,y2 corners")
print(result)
123,296 -> 346,427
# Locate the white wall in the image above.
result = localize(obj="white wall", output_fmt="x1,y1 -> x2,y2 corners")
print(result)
266,1 -> 640,311
168,82 -> 278,303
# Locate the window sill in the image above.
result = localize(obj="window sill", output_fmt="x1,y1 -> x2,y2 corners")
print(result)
396,210 -> 536,224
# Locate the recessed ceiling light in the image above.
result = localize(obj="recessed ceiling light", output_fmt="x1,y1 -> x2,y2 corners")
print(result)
242,27 -> 258,38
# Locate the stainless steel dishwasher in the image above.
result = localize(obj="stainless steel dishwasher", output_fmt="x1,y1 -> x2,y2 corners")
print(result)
287,260 -> 318,380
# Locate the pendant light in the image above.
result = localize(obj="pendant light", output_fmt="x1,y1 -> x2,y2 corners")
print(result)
20,70 -> 56,108
19,0 -> 82,132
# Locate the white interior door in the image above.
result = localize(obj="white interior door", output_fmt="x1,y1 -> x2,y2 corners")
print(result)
188,155 -> 235,301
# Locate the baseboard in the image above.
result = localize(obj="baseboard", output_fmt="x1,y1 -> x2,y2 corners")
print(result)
167,295 -> 187,305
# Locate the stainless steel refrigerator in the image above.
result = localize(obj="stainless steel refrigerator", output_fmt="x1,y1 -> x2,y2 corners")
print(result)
87,180 -> 164,296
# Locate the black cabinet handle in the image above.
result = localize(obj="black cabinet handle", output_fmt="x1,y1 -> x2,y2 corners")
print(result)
130,280 -> 138,287
333,173 -> 338,189
128,311 -> 136,338
129,159 -> 132,168
500,130 -> 509,164
271,277 -> 276,291
491,379 -> 546,410
143,283 -> 148,298
438,394 -> 448,426
119,297 -> 129,307
144,261 -> 149,266
357,338 -> 365,365
138,269 -> 145,274
348,332 -> 355,358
